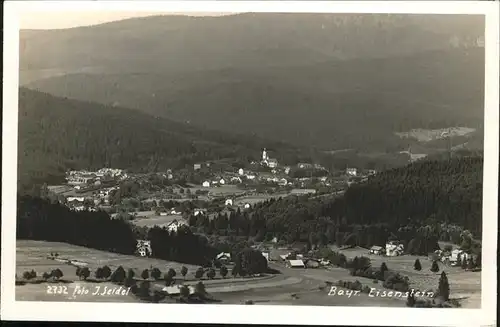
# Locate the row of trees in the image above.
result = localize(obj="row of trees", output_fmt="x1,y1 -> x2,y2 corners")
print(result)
20,268 -> 64,281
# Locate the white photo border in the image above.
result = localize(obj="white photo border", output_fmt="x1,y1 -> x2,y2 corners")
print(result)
2,1 -> 499,326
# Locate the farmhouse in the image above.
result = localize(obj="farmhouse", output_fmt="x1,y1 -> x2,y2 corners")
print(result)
216,252 -> 232,263
202,181 -> 210,188
166,219 -> 188,233
385,241 -> 404,256
238,168 -> 245,176
225,198 -> 234,206
450,249 -> 471,264
136,240 -> 152,257
369,245 -> 385,255
162,285 -> 195,295
286,259 -> 305,268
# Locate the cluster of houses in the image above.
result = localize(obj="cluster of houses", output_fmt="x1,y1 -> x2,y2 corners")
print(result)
369,241 -> 405,257
276,251 -> 329,269
434,248 -> 473,266
66,168 -> 126,189
63,186 -> 119,212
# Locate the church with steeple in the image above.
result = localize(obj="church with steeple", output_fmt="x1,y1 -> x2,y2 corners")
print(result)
261,148 -> 278,168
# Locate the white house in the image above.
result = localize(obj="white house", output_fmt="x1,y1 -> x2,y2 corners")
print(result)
216,252 -> 232,263
450,249 -> 471,264
284,167 -> 291,175
170,209 -> 182,215
194,209 -> 207,216
202,181 -> 210,188
262,252 -> 270,262
225,198 -> 234,206
162,285 -> 195,295
346,168 -> 358,177
243,203 -> 251,209
369,245 -> 385,255
238,168 -> 245,176
268,159 -> 278,168
286,259 -> 305,268
166,219 -> 188,233
136,240 -> 152,257
194,163 -> 202,170
385,241 -> 404,256
246,174 -> 256,180
219,178 -> 226,185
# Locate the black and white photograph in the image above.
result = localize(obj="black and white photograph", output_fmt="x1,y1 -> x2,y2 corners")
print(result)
2,1 -> 498,325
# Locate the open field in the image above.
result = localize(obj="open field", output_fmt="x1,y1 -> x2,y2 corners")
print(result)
15,240 -> 288,302
130,214 -> 184,228
189,185 -> 245,197
327,245 -> 481,308
16,240 -> 479,307
233,194 -> 284,206
395,127 -> 476,142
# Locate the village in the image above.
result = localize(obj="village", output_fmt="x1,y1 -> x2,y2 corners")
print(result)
47,148 -> 376,224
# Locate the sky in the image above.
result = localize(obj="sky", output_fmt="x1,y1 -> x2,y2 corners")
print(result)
20,11 -> 235,30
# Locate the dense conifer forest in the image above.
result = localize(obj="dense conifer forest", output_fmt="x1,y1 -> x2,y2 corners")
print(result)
16,195 -> 217,265
17,88 -> 301,190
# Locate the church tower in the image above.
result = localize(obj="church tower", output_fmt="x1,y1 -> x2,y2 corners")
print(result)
262,148 -> 268,161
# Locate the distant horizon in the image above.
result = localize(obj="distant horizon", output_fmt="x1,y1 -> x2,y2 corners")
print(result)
20,11 -> 240,30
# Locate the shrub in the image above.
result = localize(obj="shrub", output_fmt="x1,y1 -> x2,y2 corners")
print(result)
181,266 -> 188,279
195,267 -> 205,279
51,268 -> 63,280
220,266 -> 228,278
430,260 -> 440,273
437,271 -> 450,301
151,268 -> 162,280
110,266 -> 126,283
95,267 -> 104,279
413,259 -> 422,271
78,267 -> 90,280
101,266 -> 112,280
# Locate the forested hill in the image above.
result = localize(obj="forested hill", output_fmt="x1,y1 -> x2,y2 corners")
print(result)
247,156 -> 483,247
21,14 -> 484,150
17,88 -> 298,189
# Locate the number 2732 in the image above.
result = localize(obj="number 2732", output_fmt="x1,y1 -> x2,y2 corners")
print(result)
46,285 -> 68,295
